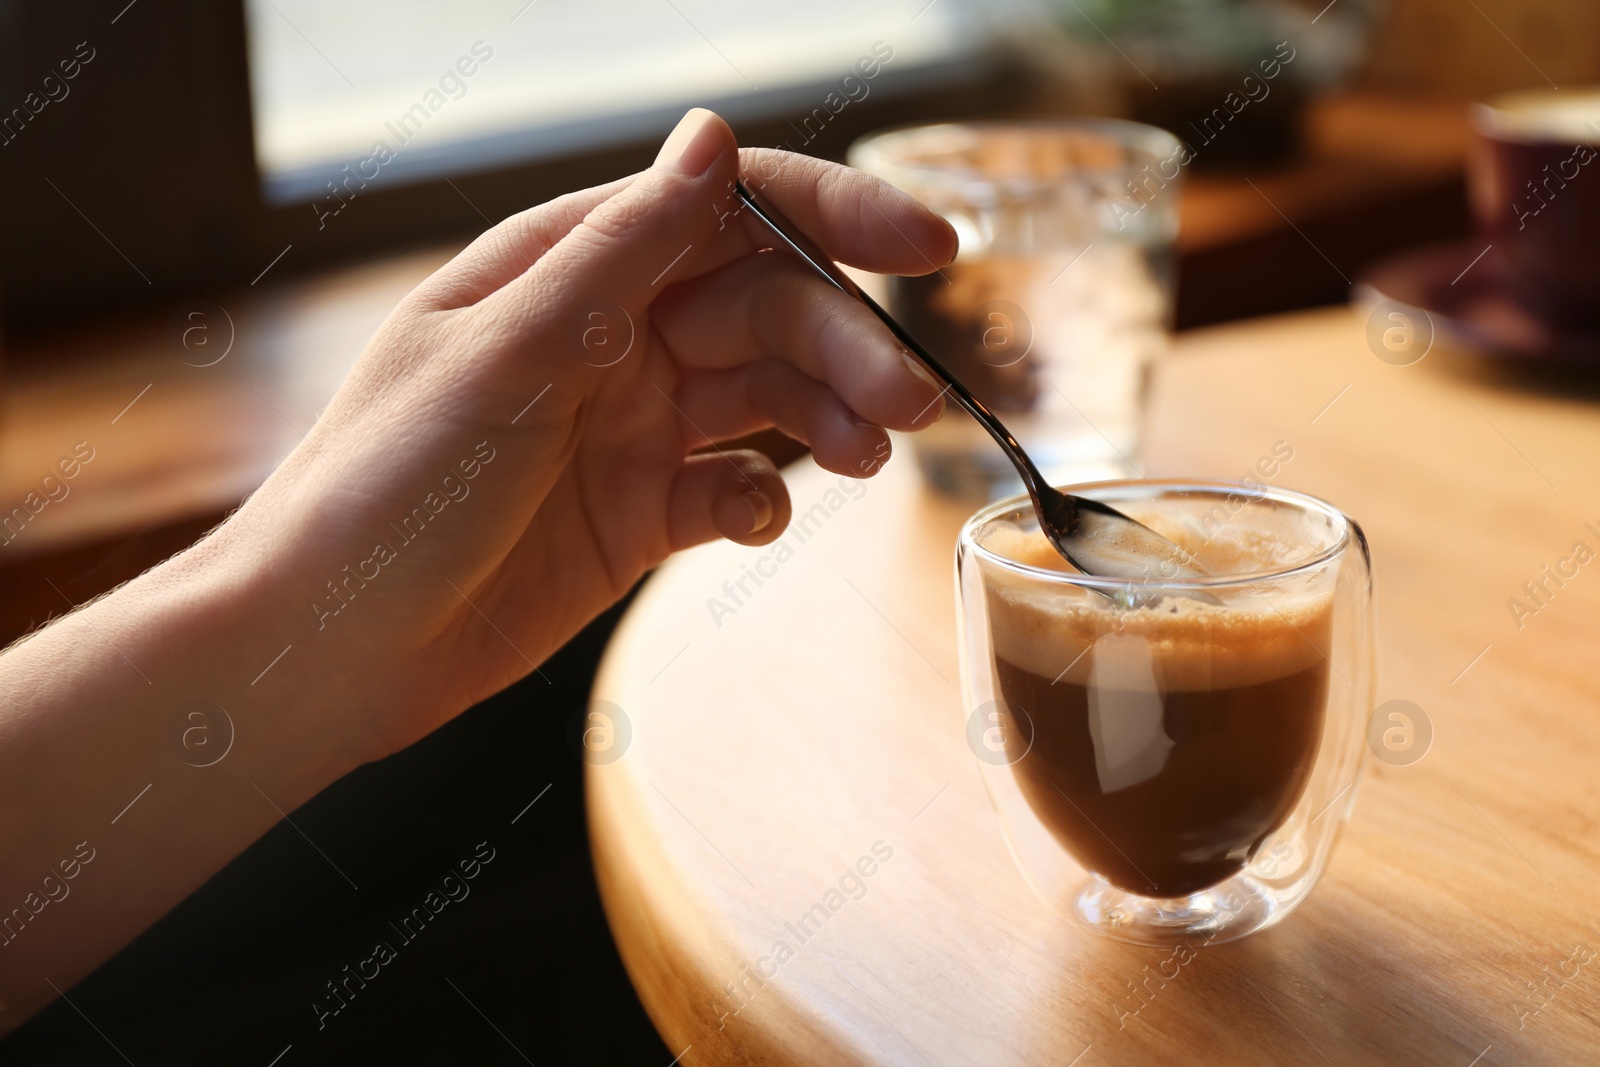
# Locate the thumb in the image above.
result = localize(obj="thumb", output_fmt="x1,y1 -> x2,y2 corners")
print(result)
478,108 -> 738,340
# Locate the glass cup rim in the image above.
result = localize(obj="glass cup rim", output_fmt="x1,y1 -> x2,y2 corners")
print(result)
849,117 -> 1184,187
1470,86 -> 1600,146
959,478 -> 1352,590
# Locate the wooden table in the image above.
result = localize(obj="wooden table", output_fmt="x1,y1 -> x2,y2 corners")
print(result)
589,306 -> 1600,1065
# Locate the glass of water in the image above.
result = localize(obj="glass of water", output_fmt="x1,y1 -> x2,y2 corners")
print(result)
849,120 -> 1183,499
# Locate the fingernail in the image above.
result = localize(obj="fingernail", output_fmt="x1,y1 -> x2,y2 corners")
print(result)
901,351 -> 947,421
655,108 -> 722,177
742,488 -> 773,533
901,350 -> 942,391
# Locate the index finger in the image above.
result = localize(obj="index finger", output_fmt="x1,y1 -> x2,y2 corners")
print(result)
737,147 -> 957,278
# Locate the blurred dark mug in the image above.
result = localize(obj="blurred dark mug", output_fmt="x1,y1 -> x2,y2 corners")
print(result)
1469,88 -> 1600,329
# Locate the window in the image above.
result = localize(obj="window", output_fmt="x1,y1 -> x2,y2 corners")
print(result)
1,0 -> 1020,331
246,0 -> 1006,204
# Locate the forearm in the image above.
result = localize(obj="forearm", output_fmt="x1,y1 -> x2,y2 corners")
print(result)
0,526 -> 364,1028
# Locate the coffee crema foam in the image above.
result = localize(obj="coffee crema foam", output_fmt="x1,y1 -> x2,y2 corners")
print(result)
978,501 -> 1335,691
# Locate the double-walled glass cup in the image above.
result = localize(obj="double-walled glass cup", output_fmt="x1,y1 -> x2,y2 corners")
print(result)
957,481 -> 1373,945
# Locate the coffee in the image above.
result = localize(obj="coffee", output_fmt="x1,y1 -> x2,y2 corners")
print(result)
981,508 -> 1332,898
1470,88 -> 1600,328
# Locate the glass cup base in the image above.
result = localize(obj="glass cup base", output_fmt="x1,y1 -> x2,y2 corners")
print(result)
1074,873 -> 1281,947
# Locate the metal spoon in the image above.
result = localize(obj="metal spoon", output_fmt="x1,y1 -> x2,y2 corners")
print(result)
734,179 -> 1210,587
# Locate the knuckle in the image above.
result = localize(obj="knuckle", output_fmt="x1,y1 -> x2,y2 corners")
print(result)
580,193 -> 654,246
816,164 -> 874,233
809,295 -> 854,357
485,227 -> 531,272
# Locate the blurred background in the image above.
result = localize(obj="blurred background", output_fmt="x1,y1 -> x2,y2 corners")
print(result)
0,0 -> 1594,1062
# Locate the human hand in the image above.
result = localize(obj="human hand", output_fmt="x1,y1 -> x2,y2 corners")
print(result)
209,107 -> 957,763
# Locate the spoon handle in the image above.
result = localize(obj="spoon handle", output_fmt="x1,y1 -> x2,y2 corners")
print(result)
733,180 -> 1057,509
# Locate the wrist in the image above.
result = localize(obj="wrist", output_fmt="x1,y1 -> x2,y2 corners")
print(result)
122,518 -> 380,788
174,464 -> 472,769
